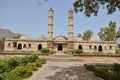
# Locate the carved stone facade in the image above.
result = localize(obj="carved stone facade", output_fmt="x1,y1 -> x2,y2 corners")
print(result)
0,8 -> 116,53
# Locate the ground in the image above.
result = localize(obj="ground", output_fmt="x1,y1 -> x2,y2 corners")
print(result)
24,52 -> 120,80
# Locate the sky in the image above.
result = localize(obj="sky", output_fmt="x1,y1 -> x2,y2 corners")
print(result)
0,0 -> 120,39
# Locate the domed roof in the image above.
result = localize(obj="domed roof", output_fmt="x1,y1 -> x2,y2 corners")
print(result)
89,38 -> 101,41
38,35 -> 47,41
74,37 -> 83,41
54,36 -> 66,41
19,35 -> 31,40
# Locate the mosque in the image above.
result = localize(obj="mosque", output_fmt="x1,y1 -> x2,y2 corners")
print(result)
0,8 -> 116,53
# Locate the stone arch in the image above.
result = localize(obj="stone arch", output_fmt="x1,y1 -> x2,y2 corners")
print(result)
17,43 -> 22,50
58,44 -> 63,51
38,44 -> 42,50
78,45 -> 82,50
94,46 -> 97,50
98,45 -> 102,52
23,44 -> 26,48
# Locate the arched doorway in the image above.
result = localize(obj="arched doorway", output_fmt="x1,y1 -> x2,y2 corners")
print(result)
78,45 -> 82,50
98,45 -> 102,52
17,44 -> 22,50
58,44 -> 62,51
38,44 -> 42,50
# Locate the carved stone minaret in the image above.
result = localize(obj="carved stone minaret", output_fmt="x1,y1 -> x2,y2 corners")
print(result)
48,8 -> 54,40
68,9 -> 73,41
67,9 -> 74,50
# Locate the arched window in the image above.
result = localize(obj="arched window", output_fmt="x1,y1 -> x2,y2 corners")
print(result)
17,44 -> 22,50
78,45 -> 82,50
23,44 -> 26,48
98,45 -> 102,52
110,46 -> 112,50
58,44 -> 63,51
89,45 -> 92,49
38,44 -> 42,50
94,46 -> 97,50
8,43 -> 11,47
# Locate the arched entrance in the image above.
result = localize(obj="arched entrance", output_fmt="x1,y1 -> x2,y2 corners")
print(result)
98,45 -> 102,52
78,45 -> 82,50
17,44 -> 22,50
38,44 -> 42,50
58,44 -> 63,51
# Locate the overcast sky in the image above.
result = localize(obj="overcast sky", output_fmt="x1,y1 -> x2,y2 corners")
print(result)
0,0 -> 120,39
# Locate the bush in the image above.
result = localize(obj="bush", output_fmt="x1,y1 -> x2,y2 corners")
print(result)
12,66 -> 32,78
36,58 -> 46,64
40,48 -> 50,53
64,49 -> 83,54
116,48 -> 120,54
0,72 -> 22,80
20,54 -> 39,65
49,50 -> 56,54
85,64 -> 120,80
73,49 -> 83,54
40,48 -> 56,54
0,54 -> 46,80
26,63 -> 37,71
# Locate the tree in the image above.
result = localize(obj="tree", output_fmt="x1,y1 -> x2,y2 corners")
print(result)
77,33 -> 82,37
117,27 -> 120,38
73,0 -> 120,17
98,21 -> 117,41
13,35 -> 21,39
82,30 -> 93,41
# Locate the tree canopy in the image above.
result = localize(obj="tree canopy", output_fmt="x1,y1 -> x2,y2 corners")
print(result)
73,0 -> 120,17
98,21 -> 117,41
82,30 -> 93,41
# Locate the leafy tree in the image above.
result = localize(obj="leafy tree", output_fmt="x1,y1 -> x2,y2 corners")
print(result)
98,21 -> 117,41
82,30 -> 93,41
117,27 -> 120,38
13,34 -> 21,39
73,0 -> 120,17
77,33 -> 82,37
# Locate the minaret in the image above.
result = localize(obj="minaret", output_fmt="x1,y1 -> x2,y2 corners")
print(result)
48,8 -> 54,40
68,9 -> 73,41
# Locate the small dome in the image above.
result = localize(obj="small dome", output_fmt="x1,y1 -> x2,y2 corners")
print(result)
19,35 -> 31,40
38,35 -> 47,41
54,36 -> 66,41
89,38 -> 101,41
74,37 -> 83,41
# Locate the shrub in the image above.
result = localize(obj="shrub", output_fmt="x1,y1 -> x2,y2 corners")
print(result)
12,66 -> 32,78
116,48 -> 120,54
40,48 -> 50,53
0,72 -> 22,80
73,49 -> 83,54
20,54 -> 39,65
26,63 -> 37,71
49,50 -> 56,54
84,64 -> 95,71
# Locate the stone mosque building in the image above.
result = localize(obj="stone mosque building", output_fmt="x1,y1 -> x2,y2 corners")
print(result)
0,8 -> 116,53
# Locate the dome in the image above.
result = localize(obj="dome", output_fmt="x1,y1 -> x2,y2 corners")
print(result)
19,35 -> 31,40
89,38 -> 101,41
74,37 -> 83,41
54,36 -> 66,41
38,35 -> 47,41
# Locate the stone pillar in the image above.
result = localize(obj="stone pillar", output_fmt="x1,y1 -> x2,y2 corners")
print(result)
48,8 -> 54,40
68,9 -> 73,41
67,9 -> 74,50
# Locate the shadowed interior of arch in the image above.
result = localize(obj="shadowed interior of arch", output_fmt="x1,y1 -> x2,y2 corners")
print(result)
58,44 -> 63,51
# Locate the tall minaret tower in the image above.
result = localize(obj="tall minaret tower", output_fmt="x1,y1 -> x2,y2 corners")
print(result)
48,8 -> 54,40
68,9 -> 73,41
